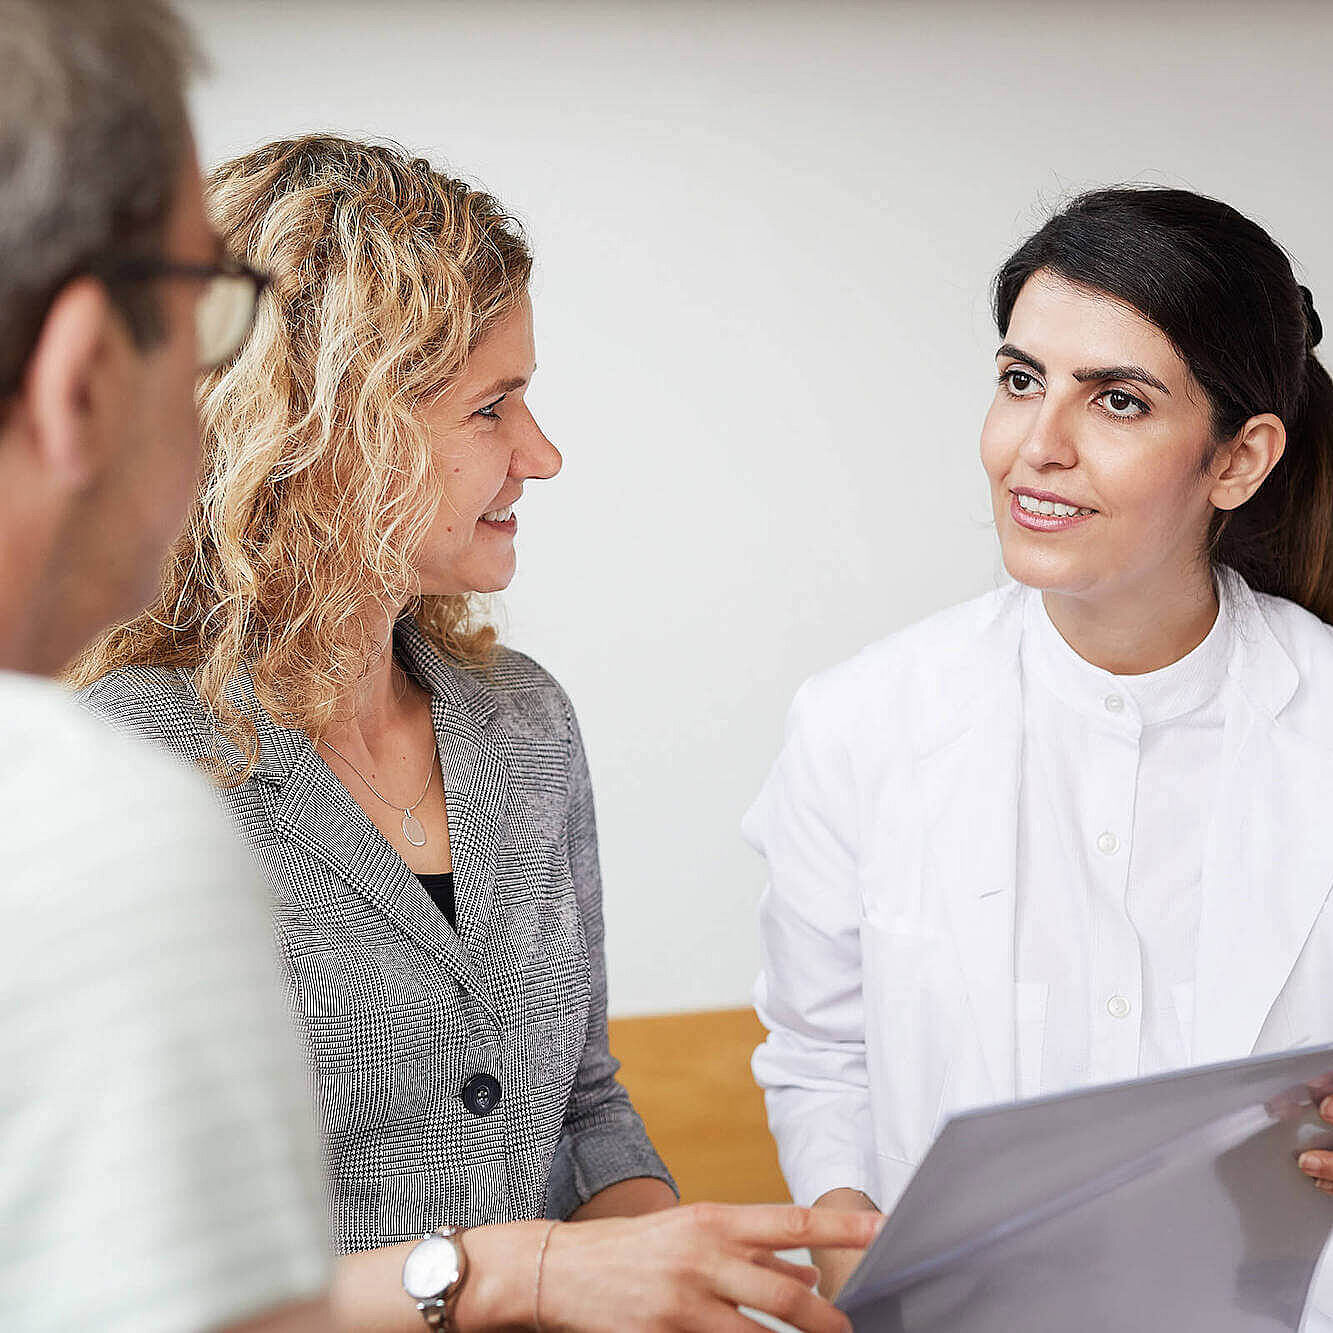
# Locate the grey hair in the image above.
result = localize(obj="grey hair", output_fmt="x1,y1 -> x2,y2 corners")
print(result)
0,0 -> 198,394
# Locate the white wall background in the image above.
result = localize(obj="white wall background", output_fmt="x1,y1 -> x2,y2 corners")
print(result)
180,0 -> 1333,1015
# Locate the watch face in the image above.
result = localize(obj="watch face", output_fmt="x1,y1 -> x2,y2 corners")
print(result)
403,1234 -> 462,1300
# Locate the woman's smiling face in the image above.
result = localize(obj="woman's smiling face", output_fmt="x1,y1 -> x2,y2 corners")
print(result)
415,294 -> 562,596
980,268 -> 1222,603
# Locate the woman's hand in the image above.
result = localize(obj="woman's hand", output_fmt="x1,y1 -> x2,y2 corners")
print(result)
809,1189 -> 882,1299
1298,1095 -> 1333,1192
536,1201 -> 882,1332
333,1203 -> 882,1332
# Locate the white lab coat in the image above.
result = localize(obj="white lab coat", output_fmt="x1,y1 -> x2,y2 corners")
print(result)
748,576 -> 1333,1322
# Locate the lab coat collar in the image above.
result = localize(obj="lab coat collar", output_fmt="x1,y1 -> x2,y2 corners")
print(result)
917,569 -> 1294,752
915,583 -> 1026,1102
918,571 -> 1332,1095
1223,568 -> 1301,720
1193,573 -> 1333,1062
914,581 -> 1027,759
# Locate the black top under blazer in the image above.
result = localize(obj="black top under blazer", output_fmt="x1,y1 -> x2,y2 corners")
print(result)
82,616 -> 673,1252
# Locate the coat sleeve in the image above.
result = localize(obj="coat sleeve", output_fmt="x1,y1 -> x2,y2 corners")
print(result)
544,696 -> 677,1219
745,674 -> 884,1209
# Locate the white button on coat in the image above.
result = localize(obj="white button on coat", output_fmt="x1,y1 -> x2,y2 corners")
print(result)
1096,831 -> 1120,855
1107,995 -> 1132,1019
1105,694 -> 1125,713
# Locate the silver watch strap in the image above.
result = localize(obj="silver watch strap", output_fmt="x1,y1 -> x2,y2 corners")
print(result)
416,1298 -> 449,1331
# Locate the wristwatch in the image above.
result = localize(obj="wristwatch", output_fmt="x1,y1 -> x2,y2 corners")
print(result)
402,1225 -> 470,1330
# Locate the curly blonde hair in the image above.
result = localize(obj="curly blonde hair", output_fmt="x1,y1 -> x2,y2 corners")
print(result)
69,135 -> 532,776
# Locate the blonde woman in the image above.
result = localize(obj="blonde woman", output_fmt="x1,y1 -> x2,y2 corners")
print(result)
72,136 -> 874,1333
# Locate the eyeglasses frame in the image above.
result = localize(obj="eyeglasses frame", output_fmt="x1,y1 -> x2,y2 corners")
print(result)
96,253 -> 271,370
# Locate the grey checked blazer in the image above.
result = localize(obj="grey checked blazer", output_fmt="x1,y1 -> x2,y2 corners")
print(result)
82,617 -> 673,1253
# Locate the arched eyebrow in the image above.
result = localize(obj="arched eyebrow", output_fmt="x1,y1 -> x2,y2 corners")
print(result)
1072,363 -> 1171,396
470,373 -> 531,404
997,343 -> 1044,374
995,343 -> 1170,396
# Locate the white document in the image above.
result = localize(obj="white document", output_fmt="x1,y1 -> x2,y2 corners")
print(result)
838,1045 -> 1333,1331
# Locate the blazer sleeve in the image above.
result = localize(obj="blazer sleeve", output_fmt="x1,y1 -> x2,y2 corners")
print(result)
745,674 -> 881,1209
544,697 -> 677,1218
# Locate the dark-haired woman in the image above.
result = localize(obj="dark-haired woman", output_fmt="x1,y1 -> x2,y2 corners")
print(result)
749,187 -> 1333,1316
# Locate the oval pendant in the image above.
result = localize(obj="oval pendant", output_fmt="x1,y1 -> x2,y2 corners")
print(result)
402,808 -> 427,847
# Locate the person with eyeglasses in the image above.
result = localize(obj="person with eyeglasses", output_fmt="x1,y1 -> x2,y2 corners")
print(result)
0,3 -> 333,1331
96,252 -> 270,375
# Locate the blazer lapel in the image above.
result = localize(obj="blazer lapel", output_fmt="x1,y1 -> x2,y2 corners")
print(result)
430,693 -> 509,950
270,744 -> 499,1021
1193,593 -> 1333,1062
236,631 -> 510,1020
395,618 -> 511,953
918,592 -> 1025,1104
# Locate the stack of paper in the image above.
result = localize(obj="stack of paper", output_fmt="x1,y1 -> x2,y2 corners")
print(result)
838,1046 -> 1333,1332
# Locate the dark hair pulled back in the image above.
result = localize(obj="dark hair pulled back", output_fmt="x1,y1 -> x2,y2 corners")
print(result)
993,187 -> 1333,622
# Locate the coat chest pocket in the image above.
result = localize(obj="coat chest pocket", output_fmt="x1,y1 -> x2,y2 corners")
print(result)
499,831 -> 588,968
861,925 -> 959,1163
522,880 -> 590,1036
493,832 -> 591,1082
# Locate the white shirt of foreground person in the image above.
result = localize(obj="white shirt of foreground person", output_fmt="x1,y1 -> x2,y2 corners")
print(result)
748,570 -> 1333,1326
0,672 -> 331,1332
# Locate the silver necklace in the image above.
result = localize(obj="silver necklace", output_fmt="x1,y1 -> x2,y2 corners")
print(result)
319,735 -> 437,847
